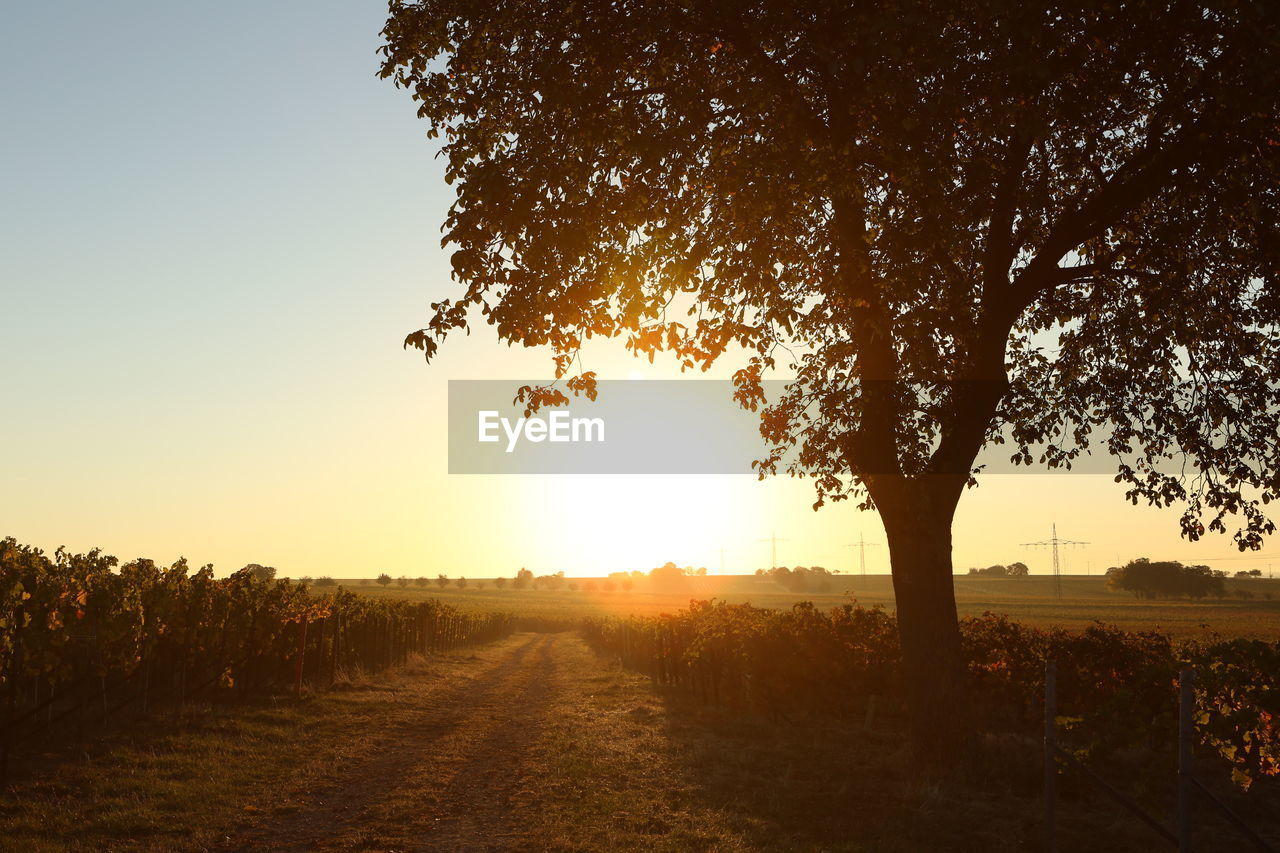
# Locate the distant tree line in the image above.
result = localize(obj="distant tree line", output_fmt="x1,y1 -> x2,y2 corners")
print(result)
472,562 -> 711,593
966,562 -> 1029,577
1106,559 -> 1272,600
321,562 -> 1269,602
755,565 -> 837,593
1106,559 -> 1225,599
647,562 -> 707,586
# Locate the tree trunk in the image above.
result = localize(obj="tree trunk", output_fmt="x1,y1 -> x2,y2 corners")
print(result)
875,475 -> 970,765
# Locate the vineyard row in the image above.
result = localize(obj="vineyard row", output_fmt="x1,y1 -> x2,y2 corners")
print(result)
0,537 -> 516,780
581,598 -> 1280,791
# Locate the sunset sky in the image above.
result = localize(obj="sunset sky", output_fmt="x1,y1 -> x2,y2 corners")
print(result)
3,1 -> 1276,580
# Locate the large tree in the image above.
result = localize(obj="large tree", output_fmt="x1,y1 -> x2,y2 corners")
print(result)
380,0 -> 1280,756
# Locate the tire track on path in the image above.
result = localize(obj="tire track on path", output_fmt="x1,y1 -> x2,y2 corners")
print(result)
419,633 -> 558,851
224,633 -> 557,852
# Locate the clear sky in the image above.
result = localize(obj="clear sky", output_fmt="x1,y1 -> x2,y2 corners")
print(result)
3,2 -> 1276,579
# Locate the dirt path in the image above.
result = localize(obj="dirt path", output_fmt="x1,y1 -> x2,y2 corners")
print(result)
225,633 -> 561,852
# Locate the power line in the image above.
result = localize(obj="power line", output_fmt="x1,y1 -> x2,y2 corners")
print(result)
1154,553 -> 1276,562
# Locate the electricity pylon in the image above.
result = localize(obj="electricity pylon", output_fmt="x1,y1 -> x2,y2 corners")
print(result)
758,531 -> 788,570
846,532 -> 884,578
1021,523 -> 1089,600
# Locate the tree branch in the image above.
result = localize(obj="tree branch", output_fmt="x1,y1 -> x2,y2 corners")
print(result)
1014,40 -> 1280,298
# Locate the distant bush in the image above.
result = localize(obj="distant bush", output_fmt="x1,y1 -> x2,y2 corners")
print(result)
313,576 -> 337,587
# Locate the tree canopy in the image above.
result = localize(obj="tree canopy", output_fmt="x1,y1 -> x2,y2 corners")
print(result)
383,0 -> 1280,545
242,563 -> 276,582
381,0 -> 1280,756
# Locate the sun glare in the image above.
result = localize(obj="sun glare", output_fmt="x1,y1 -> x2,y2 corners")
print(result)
509,475 -> 750,575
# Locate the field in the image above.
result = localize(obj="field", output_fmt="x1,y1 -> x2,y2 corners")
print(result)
344,573 -> 1280,638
